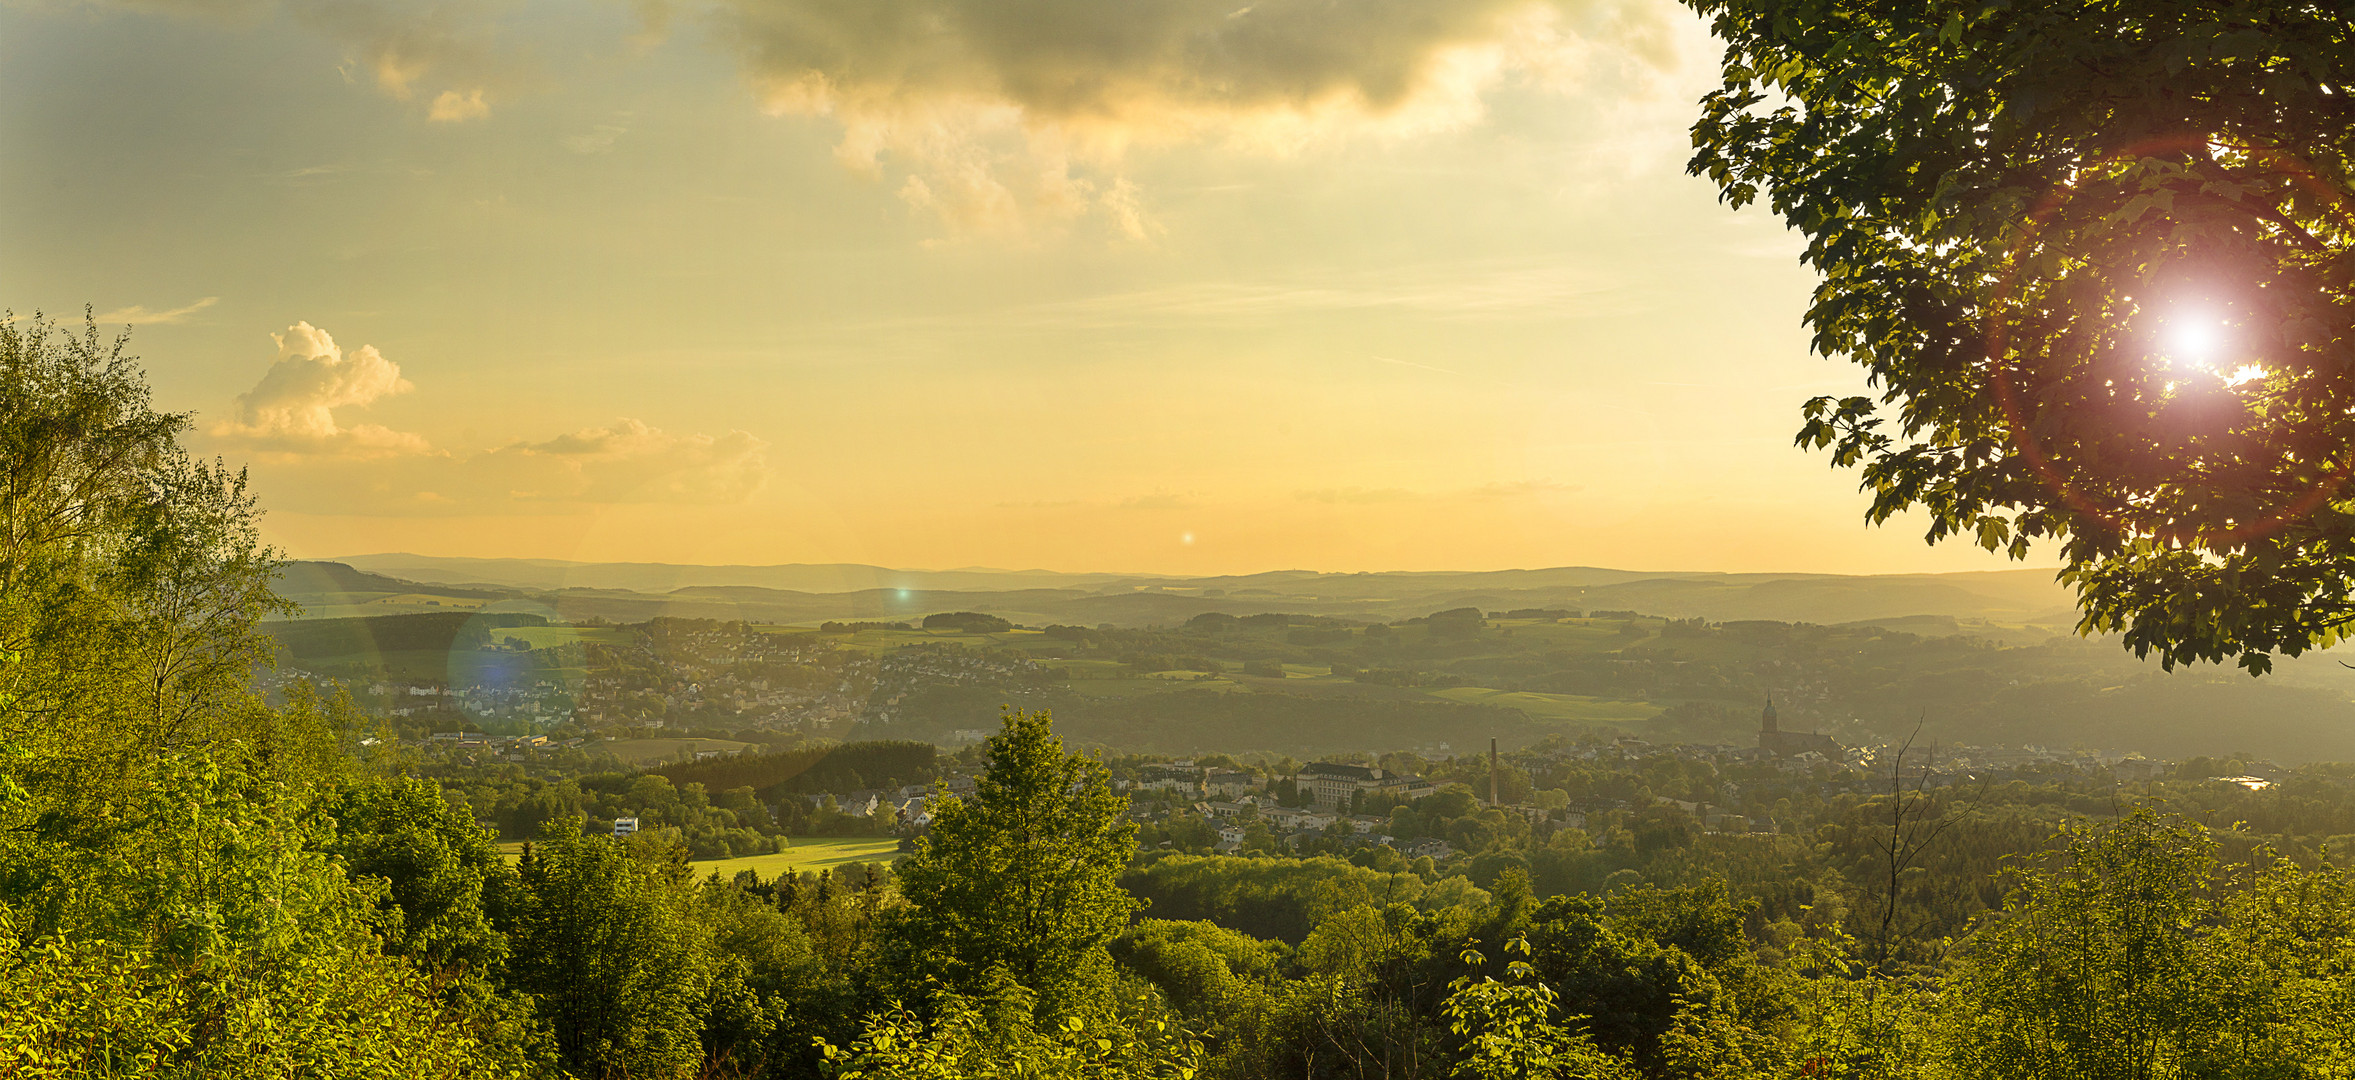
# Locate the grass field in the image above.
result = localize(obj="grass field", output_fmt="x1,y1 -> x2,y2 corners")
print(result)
496,836 -> 902,878
602,737 -> 751,766
499,625 -> 637,649
690,837 -> 904,879
1065,676 -> 1243,697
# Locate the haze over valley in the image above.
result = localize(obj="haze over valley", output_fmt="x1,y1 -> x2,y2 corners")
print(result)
270,556 -> 2355,765
14,0 -> 2355,1075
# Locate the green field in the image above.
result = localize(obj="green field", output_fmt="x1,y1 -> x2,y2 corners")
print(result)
602,737 -> 751,766
690,837 -> 904,879
499,625 -> 637,649
817,626 -> 1059,652
497,836 -> 901,878
1065,676 -> 1243,698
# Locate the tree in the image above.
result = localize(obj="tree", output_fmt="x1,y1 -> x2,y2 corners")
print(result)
1684,0 -> 2355,672
893,707 -> 1137,1011
1945,808 -> 2355,1077
0,758 -> 512,1079
0,311 -> 289,794
505,826 -> 712,1079
1441,936 -> 1629,1080
327,775 -> 512,989
816,981 -> 1202,1080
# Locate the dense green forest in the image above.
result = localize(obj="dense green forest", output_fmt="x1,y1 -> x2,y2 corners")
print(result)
10,316 -> 2355,1077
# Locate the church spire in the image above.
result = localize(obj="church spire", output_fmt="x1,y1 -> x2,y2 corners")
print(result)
1761,695 -> 1778,734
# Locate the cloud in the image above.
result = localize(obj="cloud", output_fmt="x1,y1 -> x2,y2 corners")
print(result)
428,88 -> 490,121
211,321 -> 429,456
1116,493 -> 1196,510
713,0 -> 1678,235
564,122 -> 630,154
1295,480 -> 1578,503
480,419 -> 772,504
89,0 -> 508,119
298,0 -> 504,113
1296,487 -> 1418,504
1373,354 -> 1460,376
92,296 -> 218,325
1467,479 -> 1578,498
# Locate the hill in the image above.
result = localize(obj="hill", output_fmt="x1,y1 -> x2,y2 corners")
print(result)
322,555 -> 2077,630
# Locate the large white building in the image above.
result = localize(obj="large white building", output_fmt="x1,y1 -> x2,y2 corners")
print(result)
1293,762 -> 1433,810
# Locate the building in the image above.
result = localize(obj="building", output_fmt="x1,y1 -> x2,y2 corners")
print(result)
1294,762 -> 1435,810
612,816 -> 640,836
1205,770 -> 1257,798
1757,697 -> 1841,758
1267,806 -> 1339,832
1138,762 -> 1206,793
1401,838 -> 1455,860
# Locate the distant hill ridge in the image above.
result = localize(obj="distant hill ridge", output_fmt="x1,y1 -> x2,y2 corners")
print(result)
284,555 -> 2080,630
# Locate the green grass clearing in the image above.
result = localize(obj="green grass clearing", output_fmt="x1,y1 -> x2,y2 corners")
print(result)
691,837 -> 904,879
496,625 -> 636,648
601,737 -> 750,766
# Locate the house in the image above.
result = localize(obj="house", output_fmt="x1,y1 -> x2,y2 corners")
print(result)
1293,762 -> 1435,810
1205,770 -> 1257,798
1268,807 -> 1338,832
1139,762 -> 1205,793
612,817 -> 640,836
1401,838 -> 1454,860
1205,799 -> 1257,820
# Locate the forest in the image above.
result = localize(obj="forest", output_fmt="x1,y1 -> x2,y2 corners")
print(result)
7,314 -> 2355,1079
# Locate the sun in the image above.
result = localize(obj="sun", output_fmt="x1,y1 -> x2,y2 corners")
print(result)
2154,307 -> 2265,385
2165,316 -> 2224,366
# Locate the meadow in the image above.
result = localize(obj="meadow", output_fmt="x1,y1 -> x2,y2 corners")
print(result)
688,836 -> 904,878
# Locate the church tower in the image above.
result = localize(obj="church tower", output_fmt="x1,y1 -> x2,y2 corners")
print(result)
1760,696 -> 1778,735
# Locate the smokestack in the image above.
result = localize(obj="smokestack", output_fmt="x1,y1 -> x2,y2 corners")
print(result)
1489,738 -> 1500,807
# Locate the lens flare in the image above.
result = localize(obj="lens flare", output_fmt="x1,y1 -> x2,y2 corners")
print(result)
2163,313 -> 2224,368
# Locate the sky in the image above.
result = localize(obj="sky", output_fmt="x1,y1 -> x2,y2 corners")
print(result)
0,0 -> 2042,576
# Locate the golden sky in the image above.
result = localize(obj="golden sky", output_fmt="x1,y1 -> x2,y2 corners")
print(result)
0,0 -> 2039,575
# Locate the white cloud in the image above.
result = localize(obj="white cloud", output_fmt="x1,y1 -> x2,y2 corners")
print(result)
92,296 -> 218,325
211,321 -> 429,456
203,323 -> 770,507
428,88 -> 491,122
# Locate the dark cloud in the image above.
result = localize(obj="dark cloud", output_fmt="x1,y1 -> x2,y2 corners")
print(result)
712,0 -> 1675,233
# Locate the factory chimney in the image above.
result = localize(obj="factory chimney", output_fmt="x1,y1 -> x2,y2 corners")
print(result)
1489,738 -> 1500,807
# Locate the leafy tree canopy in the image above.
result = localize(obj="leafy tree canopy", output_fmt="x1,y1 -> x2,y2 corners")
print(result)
893,707 -> 1136,1012
1684,0 -> 2355,672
